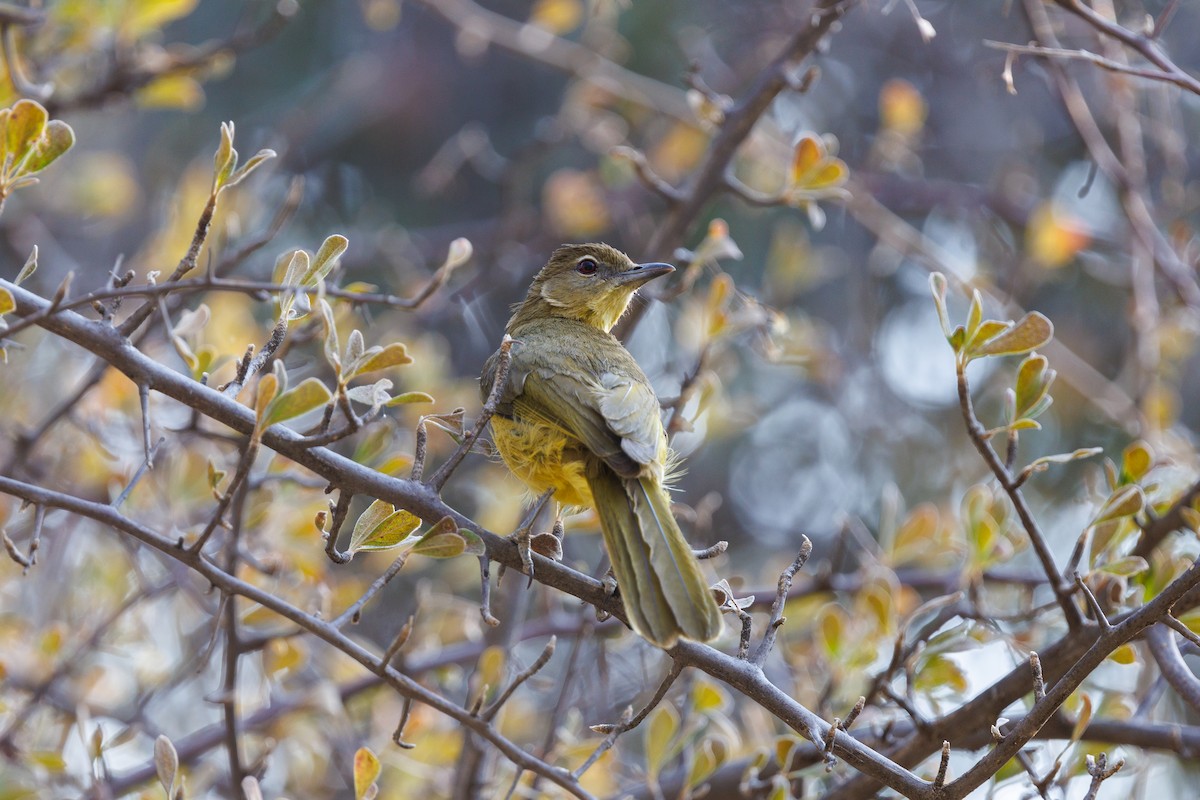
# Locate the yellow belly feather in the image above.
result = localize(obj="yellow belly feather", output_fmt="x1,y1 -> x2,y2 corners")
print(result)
491,415 -> 594,508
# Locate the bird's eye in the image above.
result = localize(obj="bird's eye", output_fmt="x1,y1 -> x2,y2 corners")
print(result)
576,258 -> 598,275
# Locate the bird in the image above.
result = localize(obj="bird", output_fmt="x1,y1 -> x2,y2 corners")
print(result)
480,243 -> 723,647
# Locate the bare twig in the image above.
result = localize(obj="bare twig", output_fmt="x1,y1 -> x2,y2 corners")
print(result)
429,335 -> 512,491
751,536 -> 812,666
573,659 -> 684,779
957,360 -> 1081,627
481,637 -> 556,720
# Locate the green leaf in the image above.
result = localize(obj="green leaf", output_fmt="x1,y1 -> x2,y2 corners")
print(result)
412,516 -> 468,558
964,319 -> 1010,353
411,530 -> 466,558
346,379 -> 393,407
24,120 -> 74,174
345,329 -> 365,366
0,287 -> 13,316
1014,354 -> 1055,419
6,99 -> 48,169
319,299 -> 340,371
965,289 -> 982,340
644,703 -> 680,779
224,148 -> 276,189
1026,448 -> 1103,472
1099,556 -> 1149,578
301,234 -> 349,287
212,121 -> 236,191
459,529 -> 487,557
354,342 -> 413,376
386,391 -> 435,406
970,311 -> 1053,358
15,246 -> 37,285
929,273 -> 951,337
265,377 -> 332,426
1090,485 -> 1146,527
349,499 -> 422,554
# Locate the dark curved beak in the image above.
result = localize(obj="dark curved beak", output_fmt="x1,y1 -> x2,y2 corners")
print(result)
614,261 -> 675,287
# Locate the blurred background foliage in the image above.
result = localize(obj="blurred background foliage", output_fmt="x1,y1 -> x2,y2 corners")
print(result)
2,0 -> 1200,798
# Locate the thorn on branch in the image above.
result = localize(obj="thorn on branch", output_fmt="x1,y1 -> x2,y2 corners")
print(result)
1074,572 -> 1112,630
411,418 -> 428,482
383,612 -> 417,666
392,697 -> 417,750
934,740 -> 951,788
111,436 -> 166,510
751,536 -> 812,666
322,490 -> 353,564
479,556 -> 500,628
1,504 -> 43,573
1030,651 -> 1045,701
1164,614 -> 1200,649
840,697 -> 865,732
693,540 -> 727,560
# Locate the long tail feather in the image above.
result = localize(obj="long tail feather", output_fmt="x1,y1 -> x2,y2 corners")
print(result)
586,460 -> 722,646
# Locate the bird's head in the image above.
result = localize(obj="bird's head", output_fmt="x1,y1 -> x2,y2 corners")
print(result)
509,243 -> 674,332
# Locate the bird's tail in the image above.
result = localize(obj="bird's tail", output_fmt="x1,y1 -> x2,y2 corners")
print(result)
586,461 -> 722,647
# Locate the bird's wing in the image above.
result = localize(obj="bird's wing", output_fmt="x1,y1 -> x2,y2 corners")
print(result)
491,332 -> 662,479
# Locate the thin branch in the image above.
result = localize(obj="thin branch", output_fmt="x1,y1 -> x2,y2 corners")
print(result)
332,550 -> 411,628
984,39 -> 1190,90
191,437 -> 259,554
573,660 -> 684,780
481,636 -> 557,721
751,536 -> 812,666
1050,0 -> 1200,96
112,437 -> 166,510
428,335 -> 513,492
956,360 -> 1081,627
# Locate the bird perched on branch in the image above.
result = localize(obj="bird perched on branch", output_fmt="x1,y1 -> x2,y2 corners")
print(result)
480,243 -> 723,647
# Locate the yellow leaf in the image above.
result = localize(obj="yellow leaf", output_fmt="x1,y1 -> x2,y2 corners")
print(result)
122,0 -> 199,40
649,123 -> 709,182
879,78 -> 927,137
691,677 -> 728,714
1027,202 -> 1090,268
478,645 -> 506,690
1108,643 -> 1136,665
791,135 -> 824,182
644,704 -> 679,778
529,0 -> 583,34
264,638 -> 308,676
543,169 -> 610,237
353,747 -> 381,800
137,75 -> 204,111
